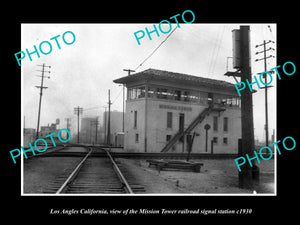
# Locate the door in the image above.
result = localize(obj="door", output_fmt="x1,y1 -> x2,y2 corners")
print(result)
179,113 -> 184,142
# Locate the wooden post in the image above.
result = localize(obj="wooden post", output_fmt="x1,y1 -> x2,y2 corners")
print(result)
238,26 -> 258,189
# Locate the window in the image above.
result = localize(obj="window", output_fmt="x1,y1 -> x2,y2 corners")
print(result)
128,87 -> 145,100
134,110 -> 137,128
213,137 -> 218,144
223,137 -> 228,144
219,96 -> 241,108
208,93 -> 213,104
135,133 -> 139,142
199,92 -> 208,104
223,117 -> 228,132
174,90 -> 181,101
148,86 -> 155,98
166,135 -> 172,142
179,113 -> 185,142
213,116 -> 218,131
167,112 -> 173,129
137,87 -> 145,98
156,88 -> 168,99
183,91 -> 190,102
179,113 -> 184,132
128,88 -> 137,100
189,91 -> 200,103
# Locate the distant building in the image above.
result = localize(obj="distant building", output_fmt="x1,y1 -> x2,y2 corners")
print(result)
23,128 -> 36,147
102,110 -> 123,146
114,68 -> 241,153
80,117 -> 101,144
38,123 -> 60,146
40,123 -> 58,138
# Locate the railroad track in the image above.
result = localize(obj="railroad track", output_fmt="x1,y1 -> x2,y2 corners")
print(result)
43,150 -> 238,159
44,147 -> 145,194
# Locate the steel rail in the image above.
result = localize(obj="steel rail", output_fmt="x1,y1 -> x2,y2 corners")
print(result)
56,148 -> 93,194
104,149 -> 134,194
27,145 -> 66,159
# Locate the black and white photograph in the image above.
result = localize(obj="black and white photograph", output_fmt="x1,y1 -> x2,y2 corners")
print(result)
21,23 -> 276,195
4,5 -> 298,220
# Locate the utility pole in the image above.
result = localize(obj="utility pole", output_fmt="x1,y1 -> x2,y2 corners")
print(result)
225,26 -> 258,189
103,106 -> 107,144
74,106 -> 83,143
65,118 -> 71,131
239,26 -> 258,188
122,69 -> 135,132
107,90 -> 112,146
255,40 -> 275,150
123,69 -> 135,76
91,117 -> 99,145
35,63 -> 51,139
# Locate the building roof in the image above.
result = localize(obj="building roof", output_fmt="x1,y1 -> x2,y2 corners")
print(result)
113,68 -> 236,92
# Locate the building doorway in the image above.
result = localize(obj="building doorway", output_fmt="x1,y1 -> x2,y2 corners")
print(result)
179,113 -> 184,143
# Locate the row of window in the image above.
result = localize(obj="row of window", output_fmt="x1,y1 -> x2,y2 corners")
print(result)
133,110 -> 229,133
135,133 -> 229,145
213,137 -> 228,145
213,116 -> 228,132
128,86 -> 240,107
133,113 -> 228,146
166,112 -> 229,132
166,135 -> 228,145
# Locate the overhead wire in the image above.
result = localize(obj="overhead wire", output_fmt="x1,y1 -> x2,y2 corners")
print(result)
209,26 -> 226,76
83,106 -> 100,111
180,25 -> 232,78
134,26 -> 178,71
207,27 -> 222,76
111,88 -> 123,104
183,25 -> 232,52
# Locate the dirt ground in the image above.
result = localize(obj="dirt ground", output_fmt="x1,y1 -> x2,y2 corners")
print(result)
119,158 -> 275,194
23,157 -> 83,193
23,155 -> 184,194
23,154 -> 274,194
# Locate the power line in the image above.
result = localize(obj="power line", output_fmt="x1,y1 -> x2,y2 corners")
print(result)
183,26 -> 231,52
208,26 -> 226,76
111,88 -> 123,104
83,106 -> 100,111
134,26 -> 178,71
255,40 -> 275,152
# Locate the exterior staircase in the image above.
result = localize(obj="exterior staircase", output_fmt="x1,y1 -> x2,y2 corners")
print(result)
161,104 -> 225,153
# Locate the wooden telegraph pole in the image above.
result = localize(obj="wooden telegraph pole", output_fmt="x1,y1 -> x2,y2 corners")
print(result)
74,106 -> 83,144
225,26 -> 259,189
107,90 -> 112,146
91,117 -> 99,145
239,26 -> 258,188
255,40 -> 275,151
35,63 -> 51,139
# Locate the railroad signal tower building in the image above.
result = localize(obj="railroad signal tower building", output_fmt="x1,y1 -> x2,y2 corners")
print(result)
113,68 -> 241,153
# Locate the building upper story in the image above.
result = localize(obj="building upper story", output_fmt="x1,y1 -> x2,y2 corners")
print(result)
113,68 -> 240,108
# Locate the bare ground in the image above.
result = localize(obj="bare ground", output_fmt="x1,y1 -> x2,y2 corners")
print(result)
119,158 -> 275,194
23,155 -> 274,194
23,157 -> 82,193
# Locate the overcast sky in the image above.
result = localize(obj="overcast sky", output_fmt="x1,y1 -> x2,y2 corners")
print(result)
21,23 -> 276,142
